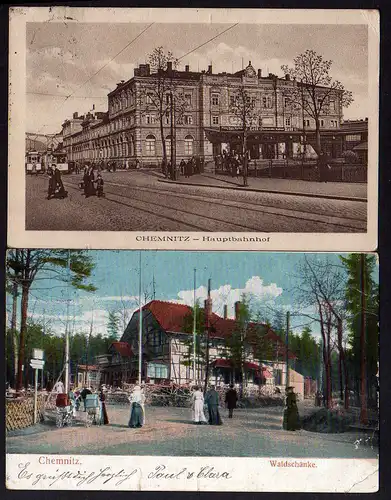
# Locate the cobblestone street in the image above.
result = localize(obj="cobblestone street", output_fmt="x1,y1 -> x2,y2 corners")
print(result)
6,405 -> 377,458
26,171 -> 367,232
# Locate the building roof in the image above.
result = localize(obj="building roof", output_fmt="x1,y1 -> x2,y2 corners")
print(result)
352,141 -> 368,151
109,341 -> 133,357
141,300 -> 295,359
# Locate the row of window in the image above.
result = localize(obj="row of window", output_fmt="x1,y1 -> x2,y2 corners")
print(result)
145,114 -> 194,125
145,134 -> 194,156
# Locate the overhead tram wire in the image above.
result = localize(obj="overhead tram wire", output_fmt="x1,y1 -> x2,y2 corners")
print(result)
178,23 -> 239,61
28,22 -> 239,141
28,22 -> 155,141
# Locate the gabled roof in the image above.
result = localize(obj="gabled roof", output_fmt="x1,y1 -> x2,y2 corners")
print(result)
140,300 -> 295,359
109,341 -> 133,357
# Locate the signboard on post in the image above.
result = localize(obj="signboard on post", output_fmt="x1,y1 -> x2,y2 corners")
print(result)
31,349 -> 45,424
33,349 -> 44,360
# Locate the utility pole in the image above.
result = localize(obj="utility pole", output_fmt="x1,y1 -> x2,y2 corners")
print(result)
203,279 -> 212,394
11,273 -> 19,388
64,250 -> 71,394
192,268 -> 197,384
285,311 -> 290,389
170,91 -> 176,180
360,254 -> 368,424
138,251 -> 143,386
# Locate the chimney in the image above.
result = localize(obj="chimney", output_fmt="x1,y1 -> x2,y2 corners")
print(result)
257,69 -> 262,79
268,73 -> 273,78
92,104 -> 95,111
73,112 -> 78,119
234,301 -> 241,321
185,64 -> 189,72
167,61 -> 173,72
223,305 -> 228,320
285,74 -> 290,81
208,64 -> 212,74
204,279 -> 213,329
249,60 -> 251,66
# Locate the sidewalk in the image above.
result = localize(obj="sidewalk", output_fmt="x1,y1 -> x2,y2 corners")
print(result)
158,172 -> 367,202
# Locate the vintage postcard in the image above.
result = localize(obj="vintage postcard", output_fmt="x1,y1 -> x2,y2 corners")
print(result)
5,250 -> 379,492
8,7 -> 379,251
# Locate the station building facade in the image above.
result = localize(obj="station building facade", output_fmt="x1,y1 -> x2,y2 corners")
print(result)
61,61 -> 346,166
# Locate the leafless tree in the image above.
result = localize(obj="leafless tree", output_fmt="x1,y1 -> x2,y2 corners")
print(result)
138,47 -> 188,169
229,86 -> 259,186
295,255 -> 349,408
281,49 -> 353,155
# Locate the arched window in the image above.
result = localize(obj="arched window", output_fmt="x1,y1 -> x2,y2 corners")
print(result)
165,135 -> 172,156
146,135 -> 156,156
184,135 -> 194,156
129,135 -> 134,156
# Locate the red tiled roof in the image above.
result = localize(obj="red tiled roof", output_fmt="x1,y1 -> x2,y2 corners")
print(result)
109,342 -> 133,357
212,358 -> 233,368
77,364 -> 99,371
141,300 -> 295,359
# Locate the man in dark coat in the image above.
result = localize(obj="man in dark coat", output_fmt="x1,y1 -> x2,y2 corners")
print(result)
53,165 -> 65,194
225,384 -> 238,419
80,386 -> 92,412
205,385 -> 223,425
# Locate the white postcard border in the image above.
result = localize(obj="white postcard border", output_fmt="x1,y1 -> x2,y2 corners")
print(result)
8,7 -> 379,251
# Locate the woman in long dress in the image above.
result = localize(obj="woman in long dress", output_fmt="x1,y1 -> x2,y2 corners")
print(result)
128,385 -> 145,428
99,387 -> 109,425
191,386 -> 208,424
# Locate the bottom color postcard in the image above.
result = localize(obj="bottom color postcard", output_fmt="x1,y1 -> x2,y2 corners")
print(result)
5,250 -> 379,492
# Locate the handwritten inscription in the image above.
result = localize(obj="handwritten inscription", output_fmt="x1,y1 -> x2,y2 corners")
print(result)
15,461 -> 232,488
148,465 -> 231,480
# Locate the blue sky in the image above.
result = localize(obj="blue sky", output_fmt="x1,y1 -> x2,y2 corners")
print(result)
7,251 -> 378,340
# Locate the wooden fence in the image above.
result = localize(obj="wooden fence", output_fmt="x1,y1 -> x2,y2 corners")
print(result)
6,395 -> 46,432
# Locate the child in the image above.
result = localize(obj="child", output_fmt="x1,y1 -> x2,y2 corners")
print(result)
96,173 -> 105,197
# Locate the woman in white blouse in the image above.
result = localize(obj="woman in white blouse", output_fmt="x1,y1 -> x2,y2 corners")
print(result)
191,386 -> 208,424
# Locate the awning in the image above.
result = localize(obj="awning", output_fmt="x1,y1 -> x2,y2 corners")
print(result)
212,358 -> 232,368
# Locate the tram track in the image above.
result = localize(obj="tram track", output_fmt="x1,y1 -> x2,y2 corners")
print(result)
63,178 -> 366,232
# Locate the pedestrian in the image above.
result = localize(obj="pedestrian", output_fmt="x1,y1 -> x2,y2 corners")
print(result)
191,386 -> 208,424
283,386 -> 300,431
225,384 -> 238,419
80,386 -> 92,412
95,173 -> 104,197
180,159 -> 186,176
53,165 -> 66,196
46,168 -> 56,200
166,161 -> 172,179
83,165 -> 89,196
128,385 -> 145,428
53,379 -> 65,394
87,166 -> 96,197
318,151 -> 330,183
99,386 -> 109,425
205,385 -> 223,425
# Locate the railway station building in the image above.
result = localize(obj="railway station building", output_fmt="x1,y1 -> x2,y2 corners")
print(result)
61,61 -> 348,167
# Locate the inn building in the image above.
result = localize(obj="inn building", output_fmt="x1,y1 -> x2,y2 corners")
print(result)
61,61 -> 347,166
95,300 -> 308,398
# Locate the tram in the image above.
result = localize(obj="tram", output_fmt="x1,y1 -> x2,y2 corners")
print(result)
25,151 -> 43,174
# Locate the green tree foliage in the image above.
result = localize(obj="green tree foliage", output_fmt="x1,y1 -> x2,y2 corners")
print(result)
288,326 -> 321,380
340,254 -> 379,408
107,310 -> 120,341
181,301 -> 207,368
6,250 -> 97,390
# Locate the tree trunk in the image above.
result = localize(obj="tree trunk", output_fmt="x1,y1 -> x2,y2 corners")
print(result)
11,280 -> 18,388
243,129 -> 248,187
360,254 -> 368,424
159,115 -> 167,171
17,283 -> 29,391
315,121 -> 322,155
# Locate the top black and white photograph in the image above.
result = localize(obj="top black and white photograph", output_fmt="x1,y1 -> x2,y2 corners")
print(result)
8,8 -> 379,250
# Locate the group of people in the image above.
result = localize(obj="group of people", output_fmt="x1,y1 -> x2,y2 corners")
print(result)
81,165 -> 105,198
214,150 -> 243,177
162,156 -> 205,180
50,380 -> 300,431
